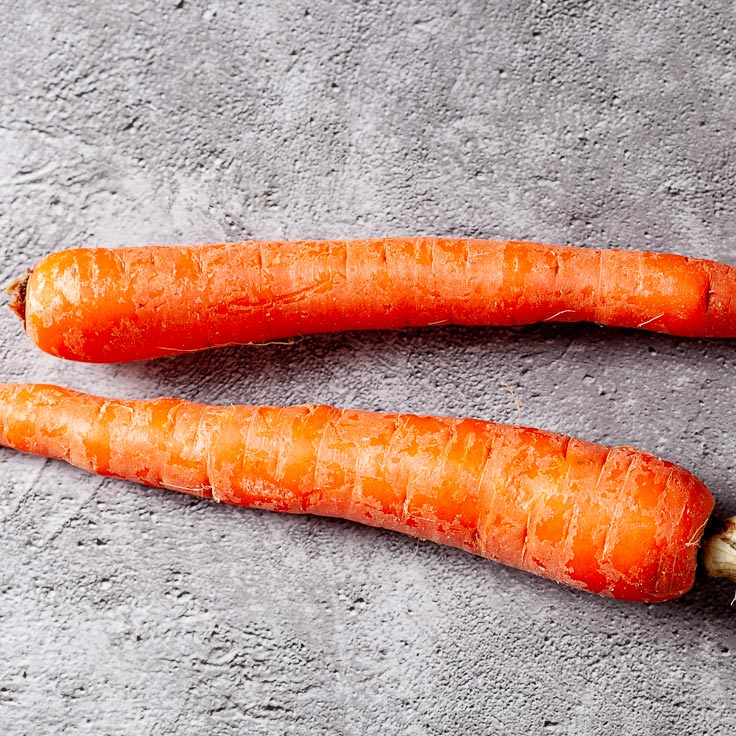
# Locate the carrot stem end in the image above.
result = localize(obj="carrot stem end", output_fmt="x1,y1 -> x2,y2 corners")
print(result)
702,516 -> 736,584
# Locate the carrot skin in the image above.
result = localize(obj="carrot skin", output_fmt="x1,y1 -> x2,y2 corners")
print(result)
0,384 -> 714,603
16,239 -> 736,363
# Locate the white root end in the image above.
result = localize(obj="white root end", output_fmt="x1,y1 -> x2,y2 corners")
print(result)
702,516 -> 736,583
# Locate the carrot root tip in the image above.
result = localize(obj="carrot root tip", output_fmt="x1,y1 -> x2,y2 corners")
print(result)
702,516 -> 736,587
6,272 -> 30,324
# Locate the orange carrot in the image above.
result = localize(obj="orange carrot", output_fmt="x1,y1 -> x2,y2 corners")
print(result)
0,383 -> 719,603
9,238 -> 736,363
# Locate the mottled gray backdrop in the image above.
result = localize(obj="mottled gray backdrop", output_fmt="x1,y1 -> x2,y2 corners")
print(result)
1,1 -> 735,734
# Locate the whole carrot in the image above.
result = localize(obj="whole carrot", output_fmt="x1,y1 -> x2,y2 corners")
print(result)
9,238 -> 736,363
0,383 -> 725,603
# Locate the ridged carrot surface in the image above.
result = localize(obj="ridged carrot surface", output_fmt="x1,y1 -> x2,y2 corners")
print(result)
12,238 -> 736,362
0,384 -> 714,602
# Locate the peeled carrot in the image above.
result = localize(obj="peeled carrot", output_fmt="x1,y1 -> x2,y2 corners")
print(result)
0,383 -> 723,603
9,238 -> 736,363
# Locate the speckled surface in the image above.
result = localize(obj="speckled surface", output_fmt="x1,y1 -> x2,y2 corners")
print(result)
1,1 -> 735,733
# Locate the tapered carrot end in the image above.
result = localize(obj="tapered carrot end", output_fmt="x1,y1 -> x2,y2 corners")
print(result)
6,272 -> 29,324
702,517 -> 736,598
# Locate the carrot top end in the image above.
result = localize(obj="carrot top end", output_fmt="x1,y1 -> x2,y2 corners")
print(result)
702,516 -> 736,592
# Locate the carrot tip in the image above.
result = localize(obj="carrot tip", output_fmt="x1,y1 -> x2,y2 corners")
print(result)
702,516 -> 736,587
6,272 -> 30,324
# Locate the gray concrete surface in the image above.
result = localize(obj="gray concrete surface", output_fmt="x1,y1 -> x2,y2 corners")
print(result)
1,1 -> 735,733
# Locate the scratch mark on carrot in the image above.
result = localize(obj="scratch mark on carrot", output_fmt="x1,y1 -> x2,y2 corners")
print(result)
543,309 -> 575,322
637,313 -> 665,328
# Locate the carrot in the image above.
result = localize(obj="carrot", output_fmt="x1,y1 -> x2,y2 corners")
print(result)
0,383 -> 722,603
8,238 -> 736,363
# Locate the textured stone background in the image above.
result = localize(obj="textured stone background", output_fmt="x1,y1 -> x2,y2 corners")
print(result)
1,1 -> 735,734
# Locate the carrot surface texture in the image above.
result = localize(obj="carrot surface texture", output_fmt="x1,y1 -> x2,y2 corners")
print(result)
0,384 -> 718,603
9,238 -> 736,363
